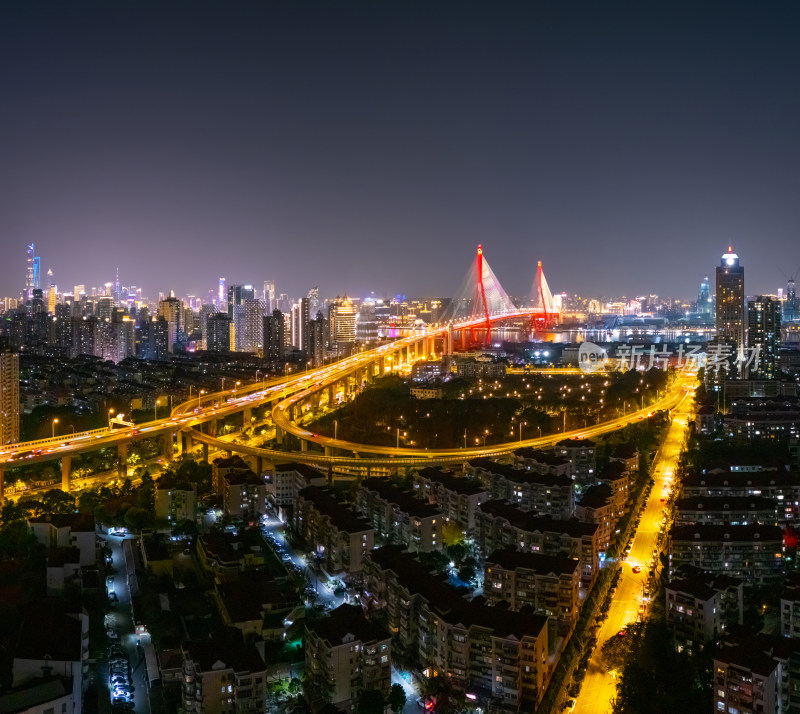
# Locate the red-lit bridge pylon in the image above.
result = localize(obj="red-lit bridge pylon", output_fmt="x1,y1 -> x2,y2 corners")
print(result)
441,245 -> 558,344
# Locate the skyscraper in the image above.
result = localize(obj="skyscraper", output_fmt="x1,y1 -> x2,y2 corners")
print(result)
786,278 -> 798,322
25,243 -> 35,300
157,294 -> 183,353
697,277 -> 712,314
715,247 -> 745,350
206,313 -> 232,352
0,340 -> 20,445
263,280 -> 275,312
747,296 -> 781,380
218,277 -> 226,311
263,309 -> 285,362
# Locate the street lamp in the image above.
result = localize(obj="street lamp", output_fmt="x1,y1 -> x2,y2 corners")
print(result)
52,418 -> 59,438
108,408 -> 115,428
334,420 -> 338,442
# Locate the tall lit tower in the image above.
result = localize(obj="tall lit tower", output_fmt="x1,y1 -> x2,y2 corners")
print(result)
218,278 -> 226,310
715,247 -> 745,349
25,243 -> 34,299
747,296 -> 781,380
0,340 -> 20,446
697,277 -> 712,314
786,278 -> 798,322
47,268 -> 56,314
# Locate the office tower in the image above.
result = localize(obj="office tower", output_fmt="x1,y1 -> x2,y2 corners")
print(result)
747,296 -> 781,380
73,285 -> 86,299
46,269 -> 56,313
226,284 -> 255,319
330,296 -> 358,345
697,277 -> 712,314
715,247 -> 745,350
157,294 -> 183,352
199,304 -> 216,348
96,296 -> 114,321
25,243 -> 35,300
0,341 -> 20,445
263,309 -> 285,362
114,267 -> 121,304
786,278 -> 798,322
277,293 -> 291,314
218,277 -> 226,310
309,312 -> 327,367
263,280 -> 275,312
206,313 -> 231,352
234,298 -> 265,352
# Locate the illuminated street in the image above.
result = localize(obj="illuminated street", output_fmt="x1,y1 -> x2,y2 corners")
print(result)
572,380 -> 694,714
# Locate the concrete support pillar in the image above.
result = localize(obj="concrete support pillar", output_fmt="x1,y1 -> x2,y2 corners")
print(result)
163,434 -> 174,461
256,456 -> 263,475
379,357 -> 385,375
184,432 -> 193,454
325,446 -> 332,457
202,443 -> 209,462
300,439 -> 308,452
243,407 -> 252,425
0,464 -> 5,505
276,425 -> 284,445
117,443 -> 128,480
61,455 -> 71,492
343,379 -> 350,399
327,385 -> 335,407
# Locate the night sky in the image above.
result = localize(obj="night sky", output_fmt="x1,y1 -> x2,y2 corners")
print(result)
2,1 -> 800,301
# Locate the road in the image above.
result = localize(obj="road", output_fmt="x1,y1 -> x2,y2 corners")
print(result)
571,380 -> 694,714
103,532 -> 154,714
0,312 -> 537,474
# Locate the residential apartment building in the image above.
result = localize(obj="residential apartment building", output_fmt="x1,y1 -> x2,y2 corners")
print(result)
29,513 -> 97,567
266,462 -> 327,508
483,548 -> 581,636
359,477 -> 442,552
713,644 -> 780,714
181,628 -> 267,714
476,500 -> 599,587
668,524 -> 784,584
304,604 -> 391,712
362,546 -> 550,710
575,484 -> 617,555
412,466 -> 491,533
674,496 -> 779,527
512,448 -> 573,478
664,571 -> 743,654
681,470 -> 800,523
294,486 -> 374,575
155,472 -> 197,523
555,438 -> 596,483
468,458 -> 574,519
213,456 -> 266,521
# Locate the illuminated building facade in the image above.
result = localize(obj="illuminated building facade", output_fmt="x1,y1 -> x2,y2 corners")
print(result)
716,247 -> 745,350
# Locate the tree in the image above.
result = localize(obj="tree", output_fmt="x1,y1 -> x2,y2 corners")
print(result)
354,689 -> 385,714
124,506 -> 153,531
137,471 -> 156,512
388,683 -> 407,713
39,488 -> 76,515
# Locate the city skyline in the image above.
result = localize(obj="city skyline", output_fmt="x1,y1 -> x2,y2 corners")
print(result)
2,2 -> 800,299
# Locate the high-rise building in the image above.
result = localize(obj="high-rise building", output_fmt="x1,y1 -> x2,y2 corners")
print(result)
218,277 -> 226,311
46,268 -> 56,314
234,298 -> 265,352
309,311 -> 327,367
263,280 -> 275,312
747,296 -> 781,380
25,243 -> 35,300
0,341 -> 20,445
206,313 -> 232,352
330,296 -> 358,345
263,309 -> 285,362
157,294 -> 183,353
697,277 -> 712,314
226,284 -> 255,319
715,247 -> 745,350
786,278 -> 798,322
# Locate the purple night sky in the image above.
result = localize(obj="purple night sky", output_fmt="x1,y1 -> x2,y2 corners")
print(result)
1,2 -> 800,300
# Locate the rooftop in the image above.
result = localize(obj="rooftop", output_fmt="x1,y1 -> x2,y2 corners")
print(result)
485,548 -> 579,576
362,478 -> 441,518
415,467 -> 489,496
182,627 -> 265,674
306,604 -> 390,647
670,524 -> 784,542
675,496 -> 778,512
298,486 -> 373,534
479,500 -> 598,538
